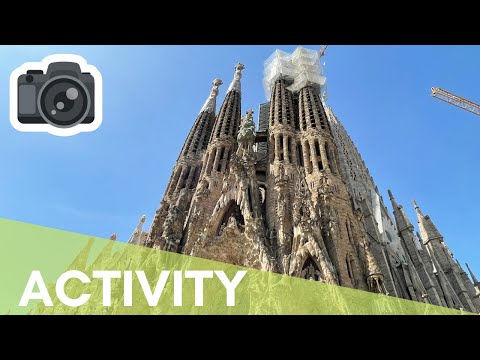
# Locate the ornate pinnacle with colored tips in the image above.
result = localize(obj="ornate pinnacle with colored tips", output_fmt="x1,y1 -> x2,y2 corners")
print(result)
227,63 -> 245,92
200,78 -> 223,114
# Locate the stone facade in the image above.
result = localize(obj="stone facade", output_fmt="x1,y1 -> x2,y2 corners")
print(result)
141,47 -> 480,313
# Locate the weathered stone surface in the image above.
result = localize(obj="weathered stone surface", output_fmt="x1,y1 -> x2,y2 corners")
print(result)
141,49 -> 479,313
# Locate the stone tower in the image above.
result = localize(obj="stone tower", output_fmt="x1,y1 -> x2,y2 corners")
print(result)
388,191 -> 445,305
142,46 -> 480,313
414,200 -> 478,312
179,64 -> 273,270
146,78 -> 223,250
261,48 -> 387,292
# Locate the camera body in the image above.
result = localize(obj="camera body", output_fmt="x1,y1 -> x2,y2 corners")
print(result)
17,62 -> 95,128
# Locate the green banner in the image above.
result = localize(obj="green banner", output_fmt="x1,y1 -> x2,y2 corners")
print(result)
0,218 -> 470,315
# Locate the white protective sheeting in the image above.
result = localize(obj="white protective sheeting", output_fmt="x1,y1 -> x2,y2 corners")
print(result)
263,47 -> 327,100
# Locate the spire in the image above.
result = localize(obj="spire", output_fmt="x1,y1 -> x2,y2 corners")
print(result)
413,199 -> 424,218
128,215 -> 146,245
466,263 -> 480,286
388,190 -> 398,208
416,200 -> 477,311
180,79 -> 223,157
148,79 -> 221,249
210,64 -> 244,141
227,63 -> 245,93
388,189 -> 413,229
413,199 -> 443,243
200,78 -> 223,114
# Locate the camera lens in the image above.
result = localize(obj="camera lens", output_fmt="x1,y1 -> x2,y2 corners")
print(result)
37,76 -> 90,128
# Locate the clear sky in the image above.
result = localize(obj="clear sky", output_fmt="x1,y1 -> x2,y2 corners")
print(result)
0,45 -> 479,277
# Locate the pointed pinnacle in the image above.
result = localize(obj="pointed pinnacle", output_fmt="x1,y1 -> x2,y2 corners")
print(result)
200,78 -> 223,114
387,189 -> 399,210
227,63 -> 245,92
413,199 -> 425,220
466,263 -> 480,285
387,189 -> 394,200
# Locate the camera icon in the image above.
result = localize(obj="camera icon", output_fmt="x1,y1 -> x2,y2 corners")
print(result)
10,54 -> 102,136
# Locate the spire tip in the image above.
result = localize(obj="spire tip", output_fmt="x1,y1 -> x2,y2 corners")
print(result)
227,63 -> 245,92
235,63 -> 245,72
212,78 -> 223,87
387,189 -> 394,200
413,199 -> 419,209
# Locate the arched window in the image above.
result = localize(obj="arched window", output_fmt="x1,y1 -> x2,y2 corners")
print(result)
287,136 -> 293,163
190,167 -> 200,189
346,254 -> 356,285
279,134 -> 284,161
325,142 -> 337,174
314,140 -> 323,170
216,147 -> 225,172
247,187 -> 254,215
297,142 -> 304,166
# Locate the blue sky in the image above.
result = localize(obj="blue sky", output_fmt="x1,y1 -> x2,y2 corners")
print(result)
0,45 -> 479,277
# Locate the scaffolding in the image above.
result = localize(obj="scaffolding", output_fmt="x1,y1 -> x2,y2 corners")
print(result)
263,47 -> 327,100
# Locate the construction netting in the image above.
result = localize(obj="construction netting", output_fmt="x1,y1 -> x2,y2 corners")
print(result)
263,47 -> 327,100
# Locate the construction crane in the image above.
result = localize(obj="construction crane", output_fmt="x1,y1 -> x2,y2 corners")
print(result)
431,87 -> 480,116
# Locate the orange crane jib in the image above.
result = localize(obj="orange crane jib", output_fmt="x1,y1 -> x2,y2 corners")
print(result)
431,87 -> 480,116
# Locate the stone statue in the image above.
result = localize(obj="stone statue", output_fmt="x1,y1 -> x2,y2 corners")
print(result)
228,215 -> 238,229
197,178 -> 210,196
220,215 -> 241,237
237,109 -> 256,156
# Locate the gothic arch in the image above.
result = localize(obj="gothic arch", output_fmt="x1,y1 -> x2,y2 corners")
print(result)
300,257 -> 323,281
291,234 -> 327,282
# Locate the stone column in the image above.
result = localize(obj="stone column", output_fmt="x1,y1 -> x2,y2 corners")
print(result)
302,140 -> 311,172
283,135 -> 290,164
275,135 -> 281,162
